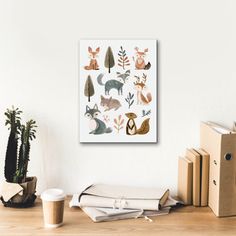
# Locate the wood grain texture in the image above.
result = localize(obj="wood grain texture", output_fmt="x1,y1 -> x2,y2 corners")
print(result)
1,197 -> 236,236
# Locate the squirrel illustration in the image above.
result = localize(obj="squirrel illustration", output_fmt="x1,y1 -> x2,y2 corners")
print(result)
84,47 -> 100,70
85,104 -> 112,135
133,47 -> 151,70
100,95 -> 121,111
125,113 -> 150,135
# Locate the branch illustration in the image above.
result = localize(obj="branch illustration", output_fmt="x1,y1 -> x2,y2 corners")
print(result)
114,115 -> 124,133
118,46 -> 130,70
103,115 -> 110,123
142,109 -> 151,117
125,92 -> 134,109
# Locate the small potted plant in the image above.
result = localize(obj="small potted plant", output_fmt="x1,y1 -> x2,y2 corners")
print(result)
0,106 -> 37,207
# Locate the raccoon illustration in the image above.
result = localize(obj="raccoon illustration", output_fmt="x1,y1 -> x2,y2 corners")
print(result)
97,73 -> 123,95
100,95 -> 121,111
85,104 -> 112,135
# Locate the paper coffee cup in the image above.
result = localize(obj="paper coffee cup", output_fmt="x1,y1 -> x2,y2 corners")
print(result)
41,188 -> 66,228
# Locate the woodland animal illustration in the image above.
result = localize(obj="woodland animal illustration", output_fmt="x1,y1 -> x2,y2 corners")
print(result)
100,95 -> 121,111
134,74 -> 152,105
125,113 -> 150,135
125,113 -> 137,135
116,70 -> 130,83
84,47 -> 100,70
97,73 -> 124,95
85,104 -> 112,135
134,47 -> 151,70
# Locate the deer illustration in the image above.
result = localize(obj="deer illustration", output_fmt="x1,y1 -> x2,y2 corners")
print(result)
134,73 -> 152,105
84,47 -> 100,70
133,47 -> 151,70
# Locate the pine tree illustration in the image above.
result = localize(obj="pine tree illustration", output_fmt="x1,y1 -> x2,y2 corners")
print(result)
84,75 -> 95,102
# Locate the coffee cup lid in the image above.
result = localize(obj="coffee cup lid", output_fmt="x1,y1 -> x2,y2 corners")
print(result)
41,188 -> 66,201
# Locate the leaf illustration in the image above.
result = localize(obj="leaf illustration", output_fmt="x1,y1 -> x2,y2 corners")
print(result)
125,92 -> 134,109
113,115 -> 124,133
117,46 -> 130,70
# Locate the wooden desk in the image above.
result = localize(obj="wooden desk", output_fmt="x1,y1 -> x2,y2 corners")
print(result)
0,197 -> 236,236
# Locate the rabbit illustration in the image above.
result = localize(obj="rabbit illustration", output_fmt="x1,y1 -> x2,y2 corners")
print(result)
84,47 -> 100,70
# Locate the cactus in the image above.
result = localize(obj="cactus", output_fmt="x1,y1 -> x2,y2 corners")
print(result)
13,120 -> 37,183
4,107 -> 37,184
4,107 -> 22,182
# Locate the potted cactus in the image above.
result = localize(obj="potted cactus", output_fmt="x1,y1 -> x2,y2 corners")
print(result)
0,107 -> 37,208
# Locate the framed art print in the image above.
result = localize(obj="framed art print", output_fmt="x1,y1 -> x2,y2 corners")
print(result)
79,39 -> 157,143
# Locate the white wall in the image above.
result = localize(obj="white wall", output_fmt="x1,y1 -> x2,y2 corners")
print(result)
0,0 -> 236,194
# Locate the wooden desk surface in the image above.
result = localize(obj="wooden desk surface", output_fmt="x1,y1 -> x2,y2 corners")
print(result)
0,197 -> 236,236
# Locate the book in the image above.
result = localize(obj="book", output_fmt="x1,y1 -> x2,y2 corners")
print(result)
195,148 -> 209,206
200,122 -> 236,217
186,149 -> 201,206
81,207 -> 143,222
70,193 -> 182,222
81,206 -> 172,222
177,157 -> 193,205
79,184 -> 169,210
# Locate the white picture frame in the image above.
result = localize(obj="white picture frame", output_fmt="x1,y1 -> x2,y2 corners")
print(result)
79,39 -> 157,143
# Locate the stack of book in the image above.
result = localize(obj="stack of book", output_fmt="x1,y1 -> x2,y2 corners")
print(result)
178,148 -> 210,206
178,121 -> 236,209
70,184 -> 182,222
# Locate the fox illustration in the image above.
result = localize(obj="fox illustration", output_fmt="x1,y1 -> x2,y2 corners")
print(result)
84,47 -> 100,70
134,74 -> 152,105
100,95 -> 121,111
97,73 -> 123,95
134,47 -> 151,70
125,113 -> 150,135
85,104 -> 112,135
